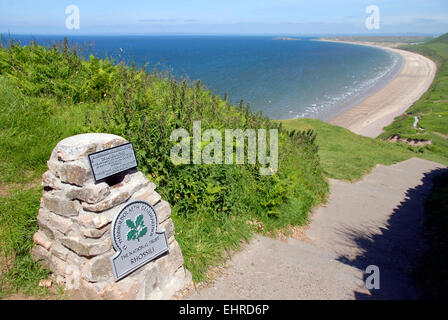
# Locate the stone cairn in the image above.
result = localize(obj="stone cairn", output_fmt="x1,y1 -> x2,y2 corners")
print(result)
31,133 -> 192,299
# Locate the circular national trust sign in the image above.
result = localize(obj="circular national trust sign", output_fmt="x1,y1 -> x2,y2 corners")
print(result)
110,200 -> 169,281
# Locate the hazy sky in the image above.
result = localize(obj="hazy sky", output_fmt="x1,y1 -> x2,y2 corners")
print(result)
1,0 -> 447,35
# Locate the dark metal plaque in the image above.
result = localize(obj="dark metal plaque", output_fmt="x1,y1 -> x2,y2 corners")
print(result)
88,142 -> 138,183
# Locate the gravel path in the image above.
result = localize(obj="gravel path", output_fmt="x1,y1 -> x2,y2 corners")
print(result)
187,158 -> 446,299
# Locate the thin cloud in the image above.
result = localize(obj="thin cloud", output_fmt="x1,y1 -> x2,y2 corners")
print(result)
139,18 -> 201,24
412,18 -> 437,24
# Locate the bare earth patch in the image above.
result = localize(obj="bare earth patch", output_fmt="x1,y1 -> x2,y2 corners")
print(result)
387,134 -> 432,146
1,275 -> 64,300
433,131 -> 448,140
268,225 -> 314,244
0,177 -> 41,197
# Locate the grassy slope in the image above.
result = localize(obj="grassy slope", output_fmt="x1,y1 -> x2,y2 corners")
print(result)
280,118 -> 446,181
0,77 -> 93,298
0,42 -> 328,297
379,34 -> 448,160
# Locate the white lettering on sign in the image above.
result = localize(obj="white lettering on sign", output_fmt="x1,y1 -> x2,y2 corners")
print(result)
88,143 -> 137,182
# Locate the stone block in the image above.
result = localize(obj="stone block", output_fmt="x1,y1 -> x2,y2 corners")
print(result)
80,224 -> 111,239
100,277 -> 139,300
50,133 -> 127,162
132,183 -> 156,200
32,231 -> 52,250
145,266 -> 192,300
132,184 -> 161,206
38,207 -> 74,235
66,182 -> 110,204
57,160 -> 93,187
154,200 -> 171,224
42,170 -> 62,190
50,255 -> 68,275
78,211 -> 109,230
50,243 -> 70,262
31,245 -> 51,269
42,190 -> 81,217
37,214 -> 65,241
141,241 -> 190,300
81,251 -> 114,283
82,172 -> 149,212
60,235 -> 111,257
160,218 -> 175,240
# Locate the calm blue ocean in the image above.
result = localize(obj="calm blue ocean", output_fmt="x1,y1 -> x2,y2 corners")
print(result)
7,35 -> 401,120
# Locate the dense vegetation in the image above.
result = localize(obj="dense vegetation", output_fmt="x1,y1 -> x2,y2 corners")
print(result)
380,33 -> 448,160
0,40 -> 328,297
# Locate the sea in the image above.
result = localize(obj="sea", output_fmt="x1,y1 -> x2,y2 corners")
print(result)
5,35 -> 402,121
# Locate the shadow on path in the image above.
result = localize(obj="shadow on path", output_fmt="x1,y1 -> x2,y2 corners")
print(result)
335,167 -> 448,299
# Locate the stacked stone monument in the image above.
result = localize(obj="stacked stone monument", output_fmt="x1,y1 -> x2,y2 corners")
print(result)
31,133 -> 192,299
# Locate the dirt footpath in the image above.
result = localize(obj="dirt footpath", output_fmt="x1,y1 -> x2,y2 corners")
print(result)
187,158 -> 446,299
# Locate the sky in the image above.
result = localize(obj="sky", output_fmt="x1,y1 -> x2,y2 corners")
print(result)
0,0 -> 447,35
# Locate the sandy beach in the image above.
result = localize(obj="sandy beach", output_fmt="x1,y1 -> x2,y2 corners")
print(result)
321,40 -> 437,138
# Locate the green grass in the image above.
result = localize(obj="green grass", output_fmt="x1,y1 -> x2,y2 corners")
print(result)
0,79 -> 95,297
0,40 -> 328,296
379,33 -> 448,161
0,77 -> 94,184
0,187 -> 51,299
279,118 -> 447,181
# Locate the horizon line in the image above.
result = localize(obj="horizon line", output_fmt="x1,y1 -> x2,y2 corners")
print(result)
0,31 -> 443,38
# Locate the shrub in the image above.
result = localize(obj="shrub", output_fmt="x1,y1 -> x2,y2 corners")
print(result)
0,40 -> 328,282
